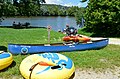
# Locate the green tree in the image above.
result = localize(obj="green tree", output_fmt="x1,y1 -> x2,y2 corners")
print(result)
75,7 -> 85,24
47,6 -> 59,16
81,0 -> 120,37
66,6 -> 79,16
17,0 -> 46,16
58,9 -> 66,16
3,3 -> 17,16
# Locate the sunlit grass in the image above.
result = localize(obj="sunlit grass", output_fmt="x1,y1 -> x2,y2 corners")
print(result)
0,28 -> 120,78
63,44 -> 120,69
0,28 -> 65,47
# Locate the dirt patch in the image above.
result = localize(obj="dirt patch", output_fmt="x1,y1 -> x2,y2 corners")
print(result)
74,67 -> 120,79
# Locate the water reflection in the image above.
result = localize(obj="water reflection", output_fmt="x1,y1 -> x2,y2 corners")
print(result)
0,16 -> 79,31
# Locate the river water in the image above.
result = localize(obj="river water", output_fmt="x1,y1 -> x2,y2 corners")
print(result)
0,16 -> 79,31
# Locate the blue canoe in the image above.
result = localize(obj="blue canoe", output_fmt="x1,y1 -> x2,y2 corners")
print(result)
8,38 -> 109,54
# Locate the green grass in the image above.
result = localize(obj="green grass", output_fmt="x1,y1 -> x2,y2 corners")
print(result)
77,27 -> 93,36
63,45 -> 120,69
0,28 -> 120,78
0,28 -> 64,47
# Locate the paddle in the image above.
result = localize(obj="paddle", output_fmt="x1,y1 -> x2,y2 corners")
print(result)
38,61 -> 56,66
29,61 -> 56,71
29,61 -> 56,79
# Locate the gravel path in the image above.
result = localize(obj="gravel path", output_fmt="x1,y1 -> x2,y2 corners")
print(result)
73,38 -> 120,79
109,38 -> 120,45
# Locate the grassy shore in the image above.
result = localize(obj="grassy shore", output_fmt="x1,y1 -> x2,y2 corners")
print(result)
0,28 -> 120,78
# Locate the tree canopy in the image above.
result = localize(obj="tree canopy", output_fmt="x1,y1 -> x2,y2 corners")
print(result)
81,0 -> 120,37
0,0 -> 84,17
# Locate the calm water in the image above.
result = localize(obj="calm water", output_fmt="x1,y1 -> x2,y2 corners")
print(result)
0,16 -> 79,31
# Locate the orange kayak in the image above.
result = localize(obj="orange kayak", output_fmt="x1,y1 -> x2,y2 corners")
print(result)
62,36 -> 90,43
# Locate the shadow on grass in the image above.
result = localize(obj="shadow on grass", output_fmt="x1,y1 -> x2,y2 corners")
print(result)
0,61 -> 16,72
0,46 -> 7,52
0,26 -> 47,29
69,72 -> 75,79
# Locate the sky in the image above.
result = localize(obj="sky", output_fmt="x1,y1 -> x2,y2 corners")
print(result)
45,0 -> 88,7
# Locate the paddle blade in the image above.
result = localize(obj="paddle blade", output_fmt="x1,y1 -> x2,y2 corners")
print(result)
38,61 -> 56,66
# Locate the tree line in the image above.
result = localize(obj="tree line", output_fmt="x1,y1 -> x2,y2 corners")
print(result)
0,0 -> 85,18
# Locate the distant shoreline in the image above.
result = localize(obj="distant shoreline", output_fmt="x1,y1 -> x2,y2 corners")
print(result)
0,26 -> 47,29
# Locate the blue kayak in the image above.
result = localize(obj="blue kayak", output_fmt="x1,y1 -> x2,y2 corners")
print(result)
8,38 -> 109,54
